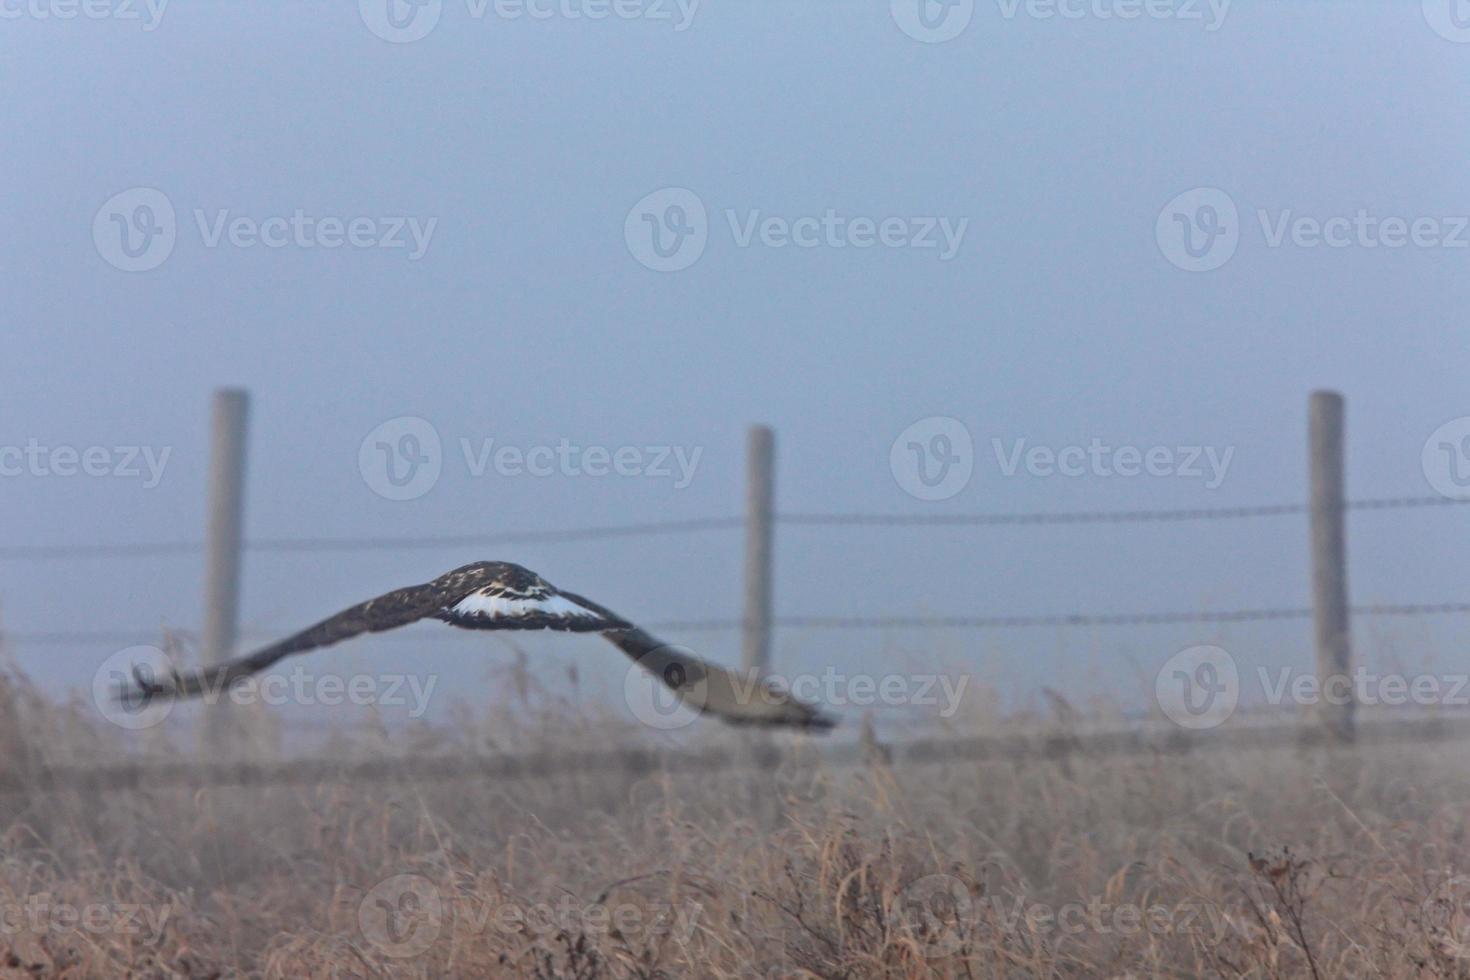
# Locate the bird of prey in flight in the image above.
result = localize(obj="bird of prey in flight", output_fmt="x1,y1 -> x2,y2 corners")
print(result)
126,561 -> 835,731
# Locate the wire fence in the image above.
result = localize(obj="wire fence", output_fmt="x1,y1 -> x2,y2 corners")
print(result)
0,481 -> 1467,793
2,494 -> 1464,562
10,603 -> 1470,648
4,492 -> 1469,647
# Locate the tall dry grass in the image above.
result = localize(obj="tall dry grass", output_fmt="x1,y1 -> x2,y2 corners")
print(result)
0,663 -> 1468,978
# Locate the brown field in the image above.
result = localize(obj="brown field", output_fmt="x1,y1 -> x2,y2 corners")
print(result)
2,665 -> 1470,979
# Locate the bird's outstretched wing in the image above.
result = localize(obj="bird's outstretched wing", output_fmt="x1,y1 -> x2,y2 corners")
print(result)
594,623 -> 836,731
125,561 -> 834,731
129,562 -> 624,700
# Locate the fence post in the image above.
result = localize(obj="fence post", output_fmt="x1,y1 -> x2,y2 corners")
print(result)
1309,390 -> 1353,742
742,425 -> 775,679
201,388 -> 250,754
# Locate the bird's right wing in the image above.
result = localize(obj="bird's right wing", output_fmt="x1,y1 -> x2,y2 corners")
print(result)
129,581 -> 448,701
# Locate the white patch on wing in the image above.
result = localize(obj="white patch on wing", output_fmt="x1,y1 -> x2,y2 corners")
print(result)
450,591 -> 605,624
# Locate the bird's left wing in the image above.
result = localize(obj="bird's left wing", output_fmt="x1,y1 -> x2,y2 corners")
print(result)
126,561 -> 630,703
129,578 -> 454,701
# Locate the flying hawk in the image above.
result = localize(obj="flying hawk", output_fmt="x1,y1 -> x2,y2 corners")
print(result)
126,561 -> 835,730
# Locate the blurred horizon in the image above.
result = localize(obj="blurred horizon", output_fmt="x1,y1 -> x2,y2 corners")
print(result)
3,0 -> 1470,734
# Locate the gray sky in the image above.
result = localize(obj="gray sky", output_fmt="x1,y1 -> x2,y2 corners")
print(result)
3,0 -> 1470,733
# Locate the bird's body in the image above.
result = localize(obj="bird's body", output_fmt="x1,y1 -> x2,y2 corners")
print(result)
128,561 -> 834,731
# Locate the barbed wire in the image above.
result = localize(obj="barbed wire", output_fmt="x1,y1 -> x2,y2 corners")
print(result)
784,495 -> 1468,525
6,713 -> 1469,794
0,517 -> 745,561
1,495 -> 1462,562
653,602 -> 1470,631
9,601 -> 1470,647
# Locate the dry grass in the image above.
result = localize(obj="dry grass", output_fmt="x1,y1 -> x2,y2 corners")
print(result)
1,666 -> 1470,978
